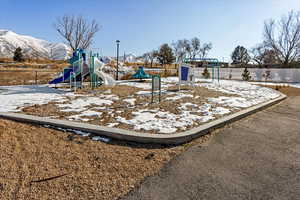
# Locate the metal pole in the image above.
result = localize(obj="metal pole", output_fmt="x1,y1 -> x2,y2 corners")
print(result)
151,76 -> 154,103
218,63 -> 220,83
35,71 -> 37,85
116,40 -> 120,80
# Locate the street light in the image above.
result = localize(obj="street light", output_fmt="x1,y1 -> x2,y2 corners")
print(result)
116,40 -> 120,80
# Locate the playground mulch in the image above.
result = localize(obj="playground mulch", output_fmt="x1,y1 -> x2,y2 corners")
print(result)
20,84 -> 238,134
0,118 -> 212,200
262,85 -> 300,96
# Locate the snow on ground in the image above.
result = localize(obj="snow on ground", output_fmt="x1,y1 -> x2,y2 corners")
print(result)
123,98 -> 136,106
67,110 -> 102,122
113,78 -> 281,133
0,78 -> 282,134
58,98 -> 113,112
0,85 -> 72,112
166,93 -> 193,101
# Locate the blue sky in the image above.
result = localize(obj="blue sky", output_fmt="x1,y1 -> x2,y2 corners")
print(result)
0,0 -> 299,61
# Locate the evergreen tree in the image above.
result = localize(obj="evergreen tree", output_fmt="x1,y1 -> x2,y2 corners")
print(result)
13,47 -> 24,62
242,67 -> 251,81
202,67 -> 210,79
156,44 -> 175,66
231,45 -> 250,65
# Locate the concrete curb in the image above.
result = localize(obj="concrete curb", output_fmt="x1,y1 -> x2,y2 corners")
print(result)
0,92 -> 286,145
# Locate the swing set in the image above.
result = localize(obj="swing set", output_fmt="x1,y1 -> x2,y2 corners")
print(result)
183,57 -> 221,82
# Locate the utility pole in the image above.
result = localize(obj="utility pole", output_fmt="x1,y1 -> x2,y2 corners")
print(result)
116,40 -> 120,80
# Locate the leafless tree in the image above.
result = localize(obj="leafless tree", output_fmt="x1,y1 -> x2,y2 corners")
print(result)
250,44 -> 266,66
172,39 -> 187,63
251,44 -> 279,66
190,37 -> 201,59
54,15 -> 100,51
183,39 -> 192,59
199,42 -> 212,58
177,38 -> 212,60
142,52 -> 150,66
142,50 -> 158,68
263,10 -> 300,65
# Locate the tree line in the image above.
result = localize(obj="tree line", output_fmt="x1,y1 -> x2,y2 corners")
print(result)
142,38 -> 213,68
232,10 -> 300,68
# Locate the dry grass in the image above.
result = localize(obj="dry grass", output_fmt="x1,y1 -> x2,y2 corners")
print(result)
0,71 -> 58,86
0,118 -> 212,200
0,59 -> 68,86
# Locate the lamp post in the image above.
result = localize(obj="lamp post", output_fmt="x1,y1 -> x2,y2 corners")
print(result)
116,40 -> 120,80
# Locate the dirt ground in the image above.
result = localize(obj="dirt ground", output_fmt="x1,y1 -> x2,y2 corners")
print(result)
0,118 -> 212,200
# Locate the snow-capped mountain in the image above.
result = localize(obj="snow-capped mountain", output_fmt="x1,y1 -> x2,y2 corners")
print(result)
111,53 -> 143,63
0,30 -> 71,60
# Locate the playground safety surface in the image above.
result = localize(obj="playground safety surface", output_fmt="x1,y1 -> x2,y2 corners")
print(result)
0,118 -> 211,200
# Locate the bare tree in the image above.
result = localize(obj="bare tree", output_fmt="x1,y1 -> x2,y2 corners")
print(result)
177,38 -> 212,60
142,50 -> 158,68
142,52 -> 150,66
190,37 -> 201,59
54,15 -> 100,51
172,39 -> 187,63
200,42 -> 212,58
250,44 -> 266,66
263,49 -> 278,65
183,39 -> 192,59
263,10 -> 300,65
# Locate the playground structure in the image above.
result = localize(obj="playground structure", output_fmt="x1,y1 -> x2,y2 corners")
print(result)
49,49 -> 116,89
183,58 -> 221,82
131,66 -> 151,80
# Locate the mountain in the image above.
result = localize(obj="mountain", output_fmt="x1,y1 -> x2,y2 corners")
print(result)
0,30 -> 71,60
111,53 -> 144,63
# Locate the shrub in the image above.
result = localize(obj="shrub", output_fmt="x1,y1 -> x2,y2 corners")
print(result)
263,69 -> 271,81
242,67 -> 251,81
202,67 -> 210,79
13,47 -> 24,62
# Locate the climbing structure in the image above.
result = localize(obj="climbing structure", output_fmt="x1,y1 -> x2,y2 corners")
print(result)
49,49 -> 116,88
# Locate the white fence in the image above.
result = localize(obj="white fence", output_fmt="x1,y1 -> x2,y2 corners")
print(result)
144,67 -> 300,83
194,68 -> 300,83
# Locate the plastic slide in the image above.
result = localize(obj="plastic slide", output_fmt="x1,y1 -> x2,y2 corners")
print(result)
49,67 -> 73,84
94,57 -> 116,86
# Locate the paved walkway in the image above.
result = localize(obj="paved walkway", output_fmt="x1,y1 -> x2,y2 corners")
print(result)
121,96 -> 300,200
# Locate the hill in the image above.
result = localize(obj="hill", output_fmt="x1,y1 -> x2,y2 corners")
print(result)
0,30 -> 71,60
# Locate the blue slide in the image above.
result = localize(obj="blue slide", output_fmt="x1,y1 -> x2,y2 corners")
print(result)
49,67 -> 74,84
49,48 -> 87,84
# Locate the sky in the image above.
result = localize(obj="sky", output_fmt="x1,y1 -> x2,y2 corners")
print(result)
0,0 -> 299,61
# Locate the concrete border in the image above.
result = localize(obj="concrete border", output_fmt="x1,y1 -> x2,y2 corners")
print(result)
0,92 -> 286,145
